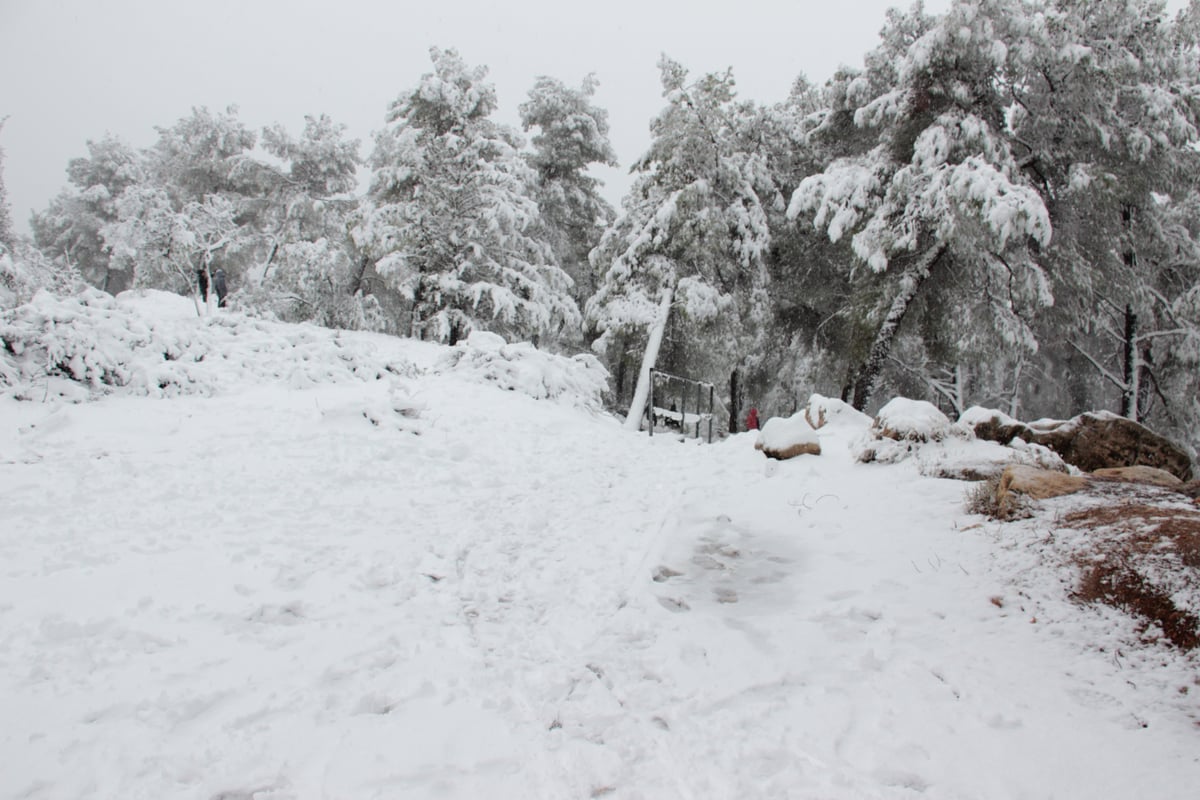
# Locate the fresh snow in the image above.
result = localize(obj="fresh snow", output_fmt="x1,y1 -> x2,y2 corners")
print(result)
2,295 -> 1198,799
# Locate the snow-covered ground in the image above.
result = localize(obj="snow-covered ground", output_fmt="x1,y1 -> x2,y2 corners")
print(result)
2,292 -> 1197,799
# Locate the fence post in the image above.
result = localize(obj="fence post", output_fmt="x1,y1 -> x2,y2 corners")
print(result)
708,383 -> 715,443
679,385 -> 687,439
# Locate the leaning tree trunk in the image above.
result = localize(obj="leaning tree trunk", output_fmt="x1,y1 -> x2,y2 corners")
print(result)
850,242 -> 948,411
623,284 -> 675,432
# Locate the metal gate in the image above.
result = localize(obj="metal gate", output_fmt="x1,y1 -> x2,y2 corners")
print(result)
646,369 -> 716,443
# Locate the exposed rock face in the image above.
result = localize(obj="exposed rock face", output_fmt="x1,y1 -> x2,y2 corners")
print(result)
962,409 -> 1194,482
998,465 -> 1091,501
1091,466 -> 1183,489
762,440 -> 822,460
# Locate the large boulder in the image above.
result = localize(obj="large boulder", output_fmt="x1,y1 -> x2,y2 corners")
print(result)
755,415 -> 821,460
1091,466 -> 1183,489
998,464 -> 1091,501
961,408 -> 1193,482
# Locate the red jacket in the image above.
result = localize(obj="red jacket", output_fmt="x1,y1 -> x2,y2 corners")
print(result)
746,407 -> 759,431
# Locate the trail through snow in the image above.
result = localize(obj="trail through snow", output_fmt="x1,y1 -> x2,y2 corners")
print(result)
1,299 -> 1198,798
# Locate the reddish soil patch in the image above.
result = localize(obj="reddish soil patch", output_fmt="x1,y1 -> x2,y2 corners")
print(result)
1061,500 -> 1200,650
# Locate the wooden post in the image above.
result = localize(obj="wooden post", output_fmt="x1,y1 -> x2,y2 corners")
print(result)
680,386 -> 687,439
708,383 -> 715,443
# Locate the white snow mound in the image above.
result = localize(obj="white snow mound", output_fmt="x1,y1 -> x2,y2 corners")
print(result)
0,289 -> 415,399
435,331 -> 609,410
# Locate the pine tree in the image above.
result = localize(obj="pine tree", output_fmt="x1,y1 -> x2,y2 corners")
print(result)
0,119 -> 14,251
356,48 -> 580,345
587,58 -> 778,424
519,74 -> 618,302
31,134 -> 144,292
788,0 -> 1052,411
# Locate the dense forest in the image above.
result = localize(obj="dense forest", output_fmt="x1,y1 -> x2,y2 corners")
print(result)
3,0 -> 1199,455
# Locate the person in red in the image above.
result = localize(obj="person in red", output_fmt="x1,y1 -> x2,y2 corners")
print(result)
746,407 -> 760,431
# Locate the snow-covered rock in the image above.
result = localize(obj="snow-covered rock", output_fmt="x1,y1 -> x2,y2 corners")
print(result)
873,397 -> 951,442
802,393 -> 872,432
755,414 -> 821,460
962,406 -> 1194,481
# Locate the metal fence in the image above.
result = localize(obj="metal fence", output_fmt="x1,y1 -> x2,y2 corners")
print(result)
646,369 -> 717,443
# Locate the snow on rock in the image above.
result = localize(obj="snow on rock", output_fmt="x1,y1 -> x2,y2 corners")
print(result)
959,404 -> 1022,430
906,432 -> 1069,481
858,397 -> 954,465
802,392 -> 873,432
755,414 -> 821,459
873,397 -> 952,441
858,398 -> 1069,478
434,330 -> 608,410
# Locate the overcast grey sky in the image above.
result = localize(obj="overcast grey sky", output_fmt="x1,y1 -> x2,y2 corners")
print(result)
0,0 -> 1187,235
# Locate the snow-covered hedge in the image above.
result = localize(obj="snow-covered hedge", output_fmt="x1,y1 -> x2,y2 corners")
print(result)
0,289 -> 415,399
434,330 -> 609,410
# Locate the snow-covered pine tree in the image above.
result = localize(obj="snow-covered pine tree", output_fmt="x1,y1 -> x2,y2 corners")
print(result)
31,134 -> 145,293
356,48 -> 580,346
0,119 -> 14,251
520,74 -> 618,303
250,114 -> 381,330
1001,0 -> 1200,433
788,0 -> 1052,412
586,57 -> 777,427
85,106 -> 266,306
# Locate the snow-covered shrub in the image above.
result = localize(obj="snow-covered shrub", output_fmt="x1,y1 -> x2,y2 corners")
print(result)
0,289 -> 416,400
434,330 -> 608,410
0,244 -> 83,310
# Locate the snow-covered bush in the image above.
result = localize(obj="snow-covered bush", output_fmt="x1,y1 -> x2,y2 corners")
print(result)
434,330 -> 608,410
0,244 -> 83,310
0,289 -> 415,400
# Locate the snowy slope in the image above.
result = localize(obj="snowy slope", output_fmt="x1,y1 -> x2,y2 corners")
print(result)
1,294 -> 1198,799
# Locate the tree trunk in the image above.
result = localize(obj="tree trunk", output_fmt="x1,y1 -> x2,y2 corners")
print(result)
728,368 -> 741,434
615,335 -> 628,405
850,242 -> 948,411
1121,304 -> 1138,420
410,278 -> 426,340
1137,340 -> 1154,422
348,254 -> 370,296
623,284 -> 675,431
